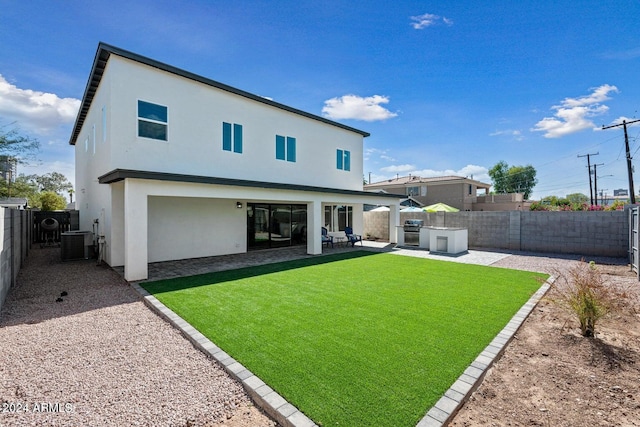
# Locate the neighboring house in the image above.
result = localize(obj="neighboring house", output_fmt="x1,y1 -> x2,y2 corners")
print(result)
70,43 -> 402,281
365,175 -> 491,211
365,175 -> 530,211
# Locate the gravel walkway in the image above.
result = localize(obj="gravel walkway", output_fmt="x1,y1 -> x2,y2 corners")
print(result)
0,247 -> 275,427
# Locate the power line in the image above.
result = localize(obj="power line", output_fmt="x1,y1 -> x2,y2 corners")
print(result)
578,152 -> 598,205
602,118 -> 640,204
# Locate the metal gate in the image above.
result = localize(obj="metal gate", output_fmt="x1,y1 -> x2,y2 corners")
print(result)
630,206 -> 639,279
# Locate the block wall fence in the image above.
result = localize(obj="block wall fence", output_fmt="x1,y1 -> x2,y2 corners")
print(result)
0,208 -> 32,312
364,209 -> 628,258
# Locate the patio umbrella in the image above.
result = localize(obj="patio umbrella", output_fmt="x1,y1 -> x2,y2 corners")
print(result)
400,206 -> 424,212
423,202 -> 459,212
370,206 -> 390,212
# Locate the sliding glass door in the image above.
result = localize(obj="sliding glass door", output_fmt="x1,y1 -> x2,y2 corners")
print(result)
247,203 -> 307,250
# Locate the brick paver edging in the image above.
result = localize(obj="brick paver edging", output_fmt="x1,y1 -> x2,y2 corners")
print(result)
130,276 -> 553,427
130,282 -> 317,427
416,277 -> 554,427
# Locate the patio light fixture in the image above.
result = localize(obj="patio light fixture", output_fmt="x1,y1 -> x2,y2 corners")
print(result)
236,202 -> 243,209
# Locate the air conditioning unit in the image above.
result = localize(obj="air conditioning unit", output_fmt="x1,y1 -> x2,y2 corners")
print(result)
61,231 -> 94,261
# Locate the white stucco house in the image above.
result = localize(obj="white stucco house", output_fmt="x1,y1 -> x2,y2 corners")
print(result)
70,43 -> 402,281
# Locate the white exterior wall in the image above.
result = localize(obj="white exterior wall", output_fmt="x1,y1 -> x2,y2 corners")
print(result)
148,196 -> 245,263
74,63 -> 113,252
72,48 -> 401,280
106,56 -> 363,191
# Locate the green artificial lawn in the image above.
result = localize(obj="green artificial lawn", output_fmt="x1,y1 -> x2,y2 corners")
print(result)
143,251 -> 547,427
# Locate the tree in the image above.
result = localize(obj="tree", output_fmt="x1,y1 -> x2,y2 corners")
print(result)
566,193 -> 589,204
0,123 -> 40,163
0,173 -> 38,203
488,161 -> 538,199
25,172 -> 73,194
37,191 -> 67,211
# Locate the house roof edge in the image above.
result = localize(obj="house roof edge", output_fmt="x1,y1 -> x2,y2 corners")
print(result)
97,169 -> 405,199
69,42 -> 370,145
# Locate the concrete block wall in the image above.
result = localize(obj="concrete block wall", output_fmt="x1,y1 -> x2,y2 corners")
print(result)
363,211 -> 388,241
0,208 -> 31,312
520,211 -> 627,257
363,209 -> 628,258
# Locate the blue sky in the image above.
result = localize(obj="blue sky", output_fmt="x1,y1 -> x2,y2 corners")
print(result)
1,0 -> 639,200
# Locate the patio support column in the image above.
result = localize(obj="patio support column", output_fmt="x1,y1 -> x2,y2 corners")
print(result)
123,179 -> 149,281
389,203 -> 400,244
307,199 -> 322,255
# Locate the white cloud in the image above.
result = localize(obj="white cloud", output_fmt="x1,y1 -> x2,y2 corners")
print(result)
381,164 -> 416,173
410,13 -> 453,29
410,164 -> 489,182
0,74 -> 80,135
322,94 -> 398,122
364,147 -> 396,162
489,129 -> 524,141
531,84 -> 618,138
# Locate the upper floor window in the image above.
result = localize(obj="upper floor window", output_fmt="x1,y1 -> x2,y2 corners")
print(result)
336,149 -> 350,171
223,122 -> 243,153
407,186 -> 419,196
138,100 -> 167,141
276,135 -> 296,162
102,106 -> 107,143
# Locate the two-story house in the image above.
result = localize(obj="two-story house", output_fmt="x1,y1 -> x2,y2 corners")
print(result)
365,175 -> 492,211
70,43 -> 401,281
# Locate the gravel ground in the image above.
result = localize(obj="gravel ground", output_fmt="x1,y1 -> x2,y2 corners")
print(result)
0,247 -> 276,427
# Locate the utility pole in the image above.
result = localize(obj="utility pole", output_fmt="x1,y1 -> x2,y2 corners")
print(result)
578,152 -> 598,205
600,189 -> 608,206
602,118 -> 640,204
592,163 -> 604,206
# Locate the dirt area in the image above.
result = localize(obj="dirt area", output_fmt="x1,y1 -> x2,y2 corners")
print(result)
450,263 -> 640,427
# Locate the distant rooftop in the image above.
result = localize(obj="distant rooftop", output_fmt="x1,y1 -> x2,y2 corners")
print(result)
365,175 -> 491,188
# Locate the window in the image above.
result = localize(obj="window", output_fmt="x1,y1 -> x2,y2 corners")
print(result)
276,135 -> 296,162
407,186 -> 419,196
336,149 -> 350,171
223,122 -> 243,153
138,100 -> 167,141
102,106 -> 107,142
324,205 -> 353,232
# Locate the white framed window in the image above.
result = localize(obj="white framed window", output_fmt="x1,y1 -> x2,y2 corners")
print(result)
222,122 -> 243,153
137,100 -> 168,141
336,149 -> 350,171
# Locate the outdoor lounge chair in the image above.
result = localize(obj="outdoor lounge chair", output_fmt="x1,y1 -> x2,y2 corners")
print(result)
344,226 -> 362,247
321,227 -> 334,248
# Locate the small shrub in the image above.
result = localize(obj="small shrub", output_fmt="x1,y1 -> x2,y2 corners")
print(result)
548,260 -> 630,337
529,201 -> 548,211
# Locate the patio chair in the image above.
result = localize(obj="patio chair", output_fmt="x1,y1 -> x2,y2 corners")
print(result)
321,227 -> 334,248
344,226 -> 363,247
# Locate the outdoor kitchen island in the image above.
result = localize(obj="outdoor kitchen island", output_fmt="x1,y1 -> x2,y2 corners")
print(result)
396,225 -> 469,255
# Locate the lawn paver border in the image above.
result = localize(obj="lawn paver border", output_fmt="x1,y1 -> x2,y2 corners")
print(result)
416,276 -> 553,427
131,268 -> 554,427
131,281 -> 317,427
